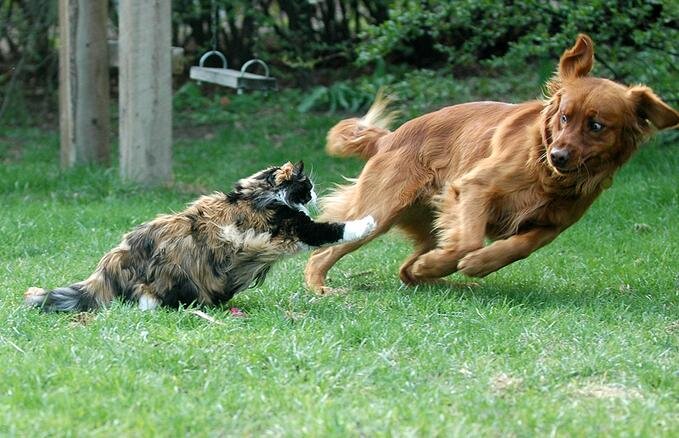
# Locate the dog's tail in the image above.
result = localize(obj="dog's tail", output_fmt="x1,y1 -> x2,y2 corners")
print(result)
24,249 -> 127,312
326,91 -> 397,160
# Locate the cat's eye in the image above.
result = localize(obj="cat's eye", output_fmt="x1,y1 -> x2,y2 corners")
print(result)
560,114 -> 568,124
588,119 -> 605,132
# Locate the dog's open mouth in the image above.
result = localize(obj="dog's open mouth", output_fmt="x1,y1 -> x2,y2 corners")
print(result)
547,158 -> 578,175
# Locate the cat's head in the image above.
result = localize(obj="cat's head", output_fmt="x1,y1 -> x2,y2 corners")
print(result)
231,161 -> 316,210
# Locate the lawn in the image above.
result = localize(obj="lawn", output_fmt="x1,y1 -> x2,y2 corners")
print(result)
1,87 -> 678,436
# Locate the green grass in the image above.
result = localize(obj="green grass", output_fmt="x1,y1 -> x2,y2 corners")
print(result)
1,89 -> 678,436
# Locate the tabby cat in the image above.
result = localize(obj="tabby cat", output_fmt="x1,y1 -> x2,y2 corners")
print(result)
24,161 -> 376,311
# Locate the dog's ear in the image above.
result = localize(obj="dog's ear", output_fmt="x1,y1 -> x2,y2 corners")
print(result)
559,34 -> 594,80
540,92 -> 561,146
628,86 -> 679,131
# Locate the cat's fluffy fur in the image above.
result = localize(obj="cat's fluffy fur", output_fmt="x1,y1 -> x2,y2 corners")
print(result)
24,162 -> 376,311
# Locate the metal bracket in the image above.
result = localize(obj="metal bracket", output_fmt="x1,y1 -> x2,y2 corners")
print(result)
198,50 -> 228,69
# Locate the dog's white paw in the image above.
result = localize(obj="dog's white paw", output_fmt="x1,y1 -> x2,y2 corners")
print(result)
343,215 -> 376,241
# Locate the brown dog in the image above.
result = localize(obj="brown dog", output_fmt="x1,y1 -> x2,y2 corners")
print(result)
305,34 -> 679,293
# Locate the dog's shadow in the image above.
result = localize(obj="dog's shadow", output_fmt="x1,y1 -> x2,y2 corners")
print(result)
385,276 -> 673,317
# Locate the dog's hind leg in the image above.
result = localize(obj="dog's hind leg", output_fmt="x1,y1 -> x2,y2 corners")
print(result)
305,202 -> 401,294
306,151 -> 431,293
305,237 -> 379,295
395,205 -> 439,284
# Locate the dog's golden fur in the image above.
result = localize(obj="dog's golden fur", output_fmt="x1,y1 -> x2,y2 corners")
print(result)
305,34 -> 679,293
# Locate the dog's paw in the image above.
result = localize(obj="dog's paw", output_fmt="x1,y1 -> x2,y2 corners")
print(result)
343,215 -> 376,241
457,251 -> 497,278
400,260 -> 447,286
315,286 -> 348,296
399,265 -> 419,285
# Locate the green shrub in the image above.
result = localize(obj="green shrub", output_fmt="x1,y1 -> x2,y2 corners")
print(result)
357,1 -> 678,102
297,65 -> 545,118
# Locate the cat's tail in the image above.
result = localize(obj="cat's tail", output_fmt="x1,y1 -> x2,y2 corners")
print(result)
24,249 -> 127,312
325,91 -> 397,160
24,284 -> 100,312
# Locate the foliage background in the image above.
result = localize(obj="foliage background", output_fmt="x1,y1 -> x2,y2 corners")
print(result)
1,0 -> 677,124
1,2 -> 678,435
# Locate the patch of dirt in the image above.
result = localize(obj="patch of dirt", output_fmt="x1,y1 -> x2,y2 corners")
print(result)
666,321 -> 679,332
458,365 -> 473,377
491,372 -> 523,393
283,310 -> 308,323
69,312 -> 96,326
574,383 -> 642,400
633,223 -> 652,234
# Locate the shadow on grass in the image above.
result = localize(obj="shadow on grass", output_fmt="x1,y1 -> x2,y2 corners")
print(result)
15,266 -> 673,327
395,276 -> 666,314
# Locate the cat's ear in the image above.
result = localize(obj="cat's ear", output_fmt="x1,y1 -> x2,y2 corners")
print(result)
295,160 -> 304,174
275,162 -> 295,184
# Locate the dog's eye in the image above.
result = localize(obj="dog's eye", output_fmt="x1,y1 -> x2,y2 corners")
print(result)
560,114 -> 568,124
589,120 -> 605,132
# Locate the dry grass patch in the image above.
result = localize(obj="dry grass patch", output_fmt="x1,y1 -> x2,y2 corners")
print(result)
491,372 -> 524,394
573,382 -> 643,400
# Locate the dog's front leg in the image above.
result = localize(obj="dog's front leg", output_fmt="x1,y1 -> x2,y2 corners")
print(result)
457,227 -> 560,277
403,183 -> 489,284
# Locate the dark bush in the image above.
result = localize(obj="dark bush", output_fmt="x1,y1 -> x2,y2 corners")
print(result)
0,0 -> 58,123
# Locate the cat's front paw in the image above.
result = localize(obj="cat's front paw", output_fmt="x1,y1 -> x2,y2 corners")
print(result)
343,215 -> 377,241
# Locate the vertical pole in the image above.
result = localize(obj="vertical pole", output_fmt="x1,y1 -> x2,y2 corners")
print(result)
118,0 -> 173,185
59,0 -> 110,167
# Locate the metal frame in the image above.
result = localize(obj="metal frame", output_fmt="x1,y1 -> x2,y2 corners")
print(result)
190,50 -> 276,94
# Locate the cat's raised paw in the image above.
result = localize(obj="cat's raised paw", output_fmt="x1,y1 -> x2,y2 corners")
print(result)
343,215 -> 376,241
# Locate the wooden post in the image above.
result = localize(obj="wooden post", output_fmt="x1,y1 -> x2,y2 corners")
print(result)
118,0 -> 173,185
59,0 -> 110,167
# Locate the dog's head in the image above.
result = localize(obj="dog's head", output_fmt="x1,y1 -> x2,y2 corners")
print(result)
541,34 -> 679,178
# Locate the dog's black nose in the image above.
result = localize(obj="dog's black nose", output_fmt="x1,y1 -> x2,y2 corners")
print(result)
550,148 -> 570,167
